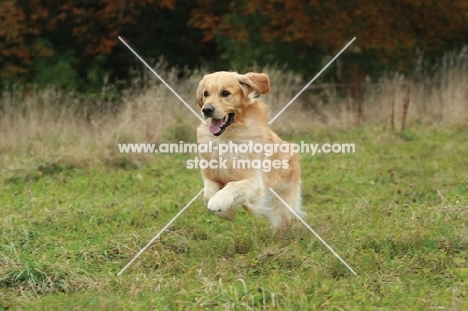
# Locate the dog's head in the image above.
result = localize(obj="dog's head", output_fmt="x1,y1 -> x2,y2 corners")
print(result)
197,71 -> 270,136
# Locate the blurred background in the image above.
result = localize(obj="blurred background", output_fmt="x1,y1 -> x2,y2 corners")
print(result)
2,0 -> 468,90
0,0 -> 467,168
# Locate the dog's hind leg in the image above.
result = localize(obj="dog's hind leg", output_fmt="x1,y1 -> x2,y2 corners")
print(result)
268,162 -> 304,229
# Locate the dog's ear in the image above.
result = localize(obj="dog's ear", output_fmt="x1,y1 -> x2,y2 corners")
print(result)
196,77 -> 205,108
237,73 -> 271,98
245,72 -> 270,95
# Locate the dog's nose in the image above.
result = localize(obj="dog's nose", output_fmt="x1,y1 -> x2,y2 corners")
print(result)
202,105 -> 215,117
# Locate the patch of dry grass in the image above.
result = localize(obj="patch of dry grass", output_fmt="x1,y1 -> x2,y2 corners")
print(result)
1,52 -> 467,174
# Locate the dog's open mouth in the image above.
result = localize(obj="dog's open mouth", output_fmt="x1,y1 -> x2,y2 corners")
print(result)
209,113 -> 235,136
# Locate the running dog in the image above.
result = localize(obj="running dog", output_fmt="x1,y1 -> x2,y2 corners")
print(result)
196,71 -> 304,229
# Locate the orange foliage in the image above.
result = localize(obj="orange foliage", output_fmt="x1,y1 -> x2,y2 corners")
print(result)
190,0 -> 468,59
1,0 -> 467,80
0,0 -> 176,79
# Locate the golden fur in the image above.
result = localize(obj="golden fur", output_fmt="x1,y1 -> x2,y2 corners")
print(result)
196,71 -> 304,229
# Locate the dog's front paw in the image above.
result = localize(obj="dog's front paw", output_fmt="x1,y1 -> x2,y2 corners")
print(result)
203,196 -> 212,206
207,191 -> 234,213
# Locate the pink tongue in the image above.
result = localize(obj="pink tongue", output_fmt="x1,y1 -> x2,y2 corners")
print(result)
209,118 -> 224,134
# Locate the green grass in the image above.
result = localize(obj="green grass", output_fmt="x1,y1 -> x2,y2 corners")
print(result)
1,126 -> 468,310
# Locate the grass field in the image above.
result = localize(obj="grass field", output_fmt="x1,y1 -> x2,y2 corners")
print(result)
1,56 -> 468,309
1,124 -> 467,310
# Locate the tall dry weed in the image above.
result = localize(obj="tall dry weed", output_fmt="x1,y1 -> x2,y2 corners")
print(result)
1,51 -> 467,173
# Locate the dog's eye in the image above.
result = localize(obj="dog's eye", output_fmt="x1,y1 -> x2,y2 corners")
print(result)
221,90 -> 230,97
203,91 -> 209,97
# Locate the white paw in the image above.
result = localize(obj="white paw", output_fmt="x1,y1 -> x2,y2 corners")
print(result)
207,191 -> 234,213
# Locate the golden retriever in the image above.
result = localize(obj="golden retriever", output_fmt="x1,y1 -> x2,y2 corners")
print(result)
196,71 -> 304,229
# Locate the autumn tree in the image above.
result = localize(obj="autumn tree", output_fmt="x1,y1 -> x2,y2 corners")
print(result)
190,0 -> 468,79
0,0 -> 51,80
1,0 -> 467,90
0,0 -> 212,89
